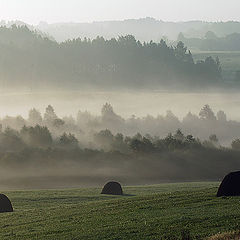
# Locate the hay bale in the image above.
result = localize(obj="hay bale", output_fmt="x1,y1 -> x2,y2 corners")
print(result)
101,181 -> 123,195
0,194 -> 13,213
217,171 -> 240,197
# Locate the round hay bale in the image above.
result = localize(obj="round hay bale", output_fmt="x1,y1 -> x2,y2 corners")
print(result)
217,171 -> 240,197
0,194 -> 13,213
101,181 -> 123,195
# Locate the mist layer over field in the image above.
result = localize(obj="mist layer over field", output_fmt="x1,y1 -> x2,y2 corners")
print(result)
0,90 -> 239,120
0,90 -> 239,189
0,22 -> 238,189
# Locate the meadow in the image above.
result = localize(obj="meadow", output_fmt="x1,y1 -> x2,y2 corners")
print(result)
0,182 -> 240,239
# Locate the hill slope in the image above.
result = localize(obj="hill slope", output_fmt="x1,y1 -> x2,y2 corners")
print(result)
36,18 -> 240,42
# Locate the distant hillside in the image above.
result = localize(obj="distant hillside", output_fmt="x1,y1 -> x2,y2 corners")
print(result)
1,18 -> 240,43
178,32 -> 240,51
36,18 -> 240,42
0,25 -> 222,91
0,20 -> 54,41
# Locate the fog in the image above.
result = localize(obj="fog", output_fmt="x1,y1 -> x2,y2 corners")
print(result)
2,0 -> 240,24
0,90 -> 239,120
0,20 -> 239,189
0,90 -> 239,189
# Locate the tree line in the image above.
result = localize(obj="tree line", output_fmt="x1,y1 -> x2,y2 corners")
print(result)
0,25 -> 222,90
1,104 -> 240,153
1,104 -> 240,183
2,103 -> 240,147
1,118 -> 240,183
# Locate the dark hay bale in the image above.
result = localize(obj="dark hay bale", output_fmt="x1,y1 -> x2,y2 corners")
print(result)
217,171 -> 240,197
0,194 -> 13,213
101,181 -> 123,195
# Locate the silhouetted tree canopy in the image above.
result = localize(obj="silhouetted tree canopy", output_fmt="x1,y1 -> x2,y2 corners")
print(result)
20,125 -> 52,148
199,105 -> 216,121
0,25 -> 223,90
59,133 -> 78,148
1,103 -> 240,183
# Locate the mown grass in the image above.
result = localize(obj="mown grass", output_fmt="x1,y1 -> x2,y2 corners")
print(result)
0,182 -> 239,239
207,230 -> 240,240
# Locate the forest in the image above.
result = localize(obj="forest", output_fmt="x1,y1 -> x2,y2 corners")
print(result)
0,103 -> 240,184
2,103 -> 240,146
0,25 -> 222,90
0,25 -> 238,184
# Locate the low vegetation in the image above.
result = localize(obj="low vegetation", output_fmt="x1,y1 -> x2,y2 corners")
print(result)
208,231 -> 240,240
0,182 -> 240,240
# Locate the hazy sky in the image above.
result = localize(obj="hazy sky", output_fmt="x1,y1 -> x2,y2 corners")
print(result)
0,0 -> 239,24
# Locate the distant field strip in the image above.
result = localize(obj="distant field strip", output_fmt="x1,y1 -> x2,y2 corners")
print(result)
193,51 -> 240,81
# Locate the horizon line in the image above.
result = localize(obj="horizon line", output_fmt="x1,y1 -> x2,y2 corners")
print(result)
1,17 -> 240,26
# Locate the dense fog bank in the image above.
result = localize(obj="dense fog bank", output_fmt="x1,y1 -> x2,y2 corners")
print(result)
0,103 -> 239,188
0,103 -> 239,147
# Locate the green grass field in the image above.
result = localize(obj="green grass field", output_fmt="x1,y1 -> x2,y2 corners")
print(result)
0,182 -> 240,240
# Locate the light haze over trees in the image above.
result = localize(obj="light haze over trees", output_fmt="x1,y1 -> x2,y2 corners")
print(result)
0,25 -> 222,91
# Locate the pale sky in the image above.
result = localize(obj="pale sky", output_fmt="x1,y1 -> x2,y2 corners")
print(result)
0,0 -> 239,24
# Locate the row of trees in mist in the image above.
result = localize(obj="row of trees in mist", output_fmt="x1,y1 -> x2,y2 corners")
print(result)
2,113 -> 240,183
0,25 -> 222,90
0,123 -> 235,154
1,104 -> 240,183
1,103 -> 240,148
